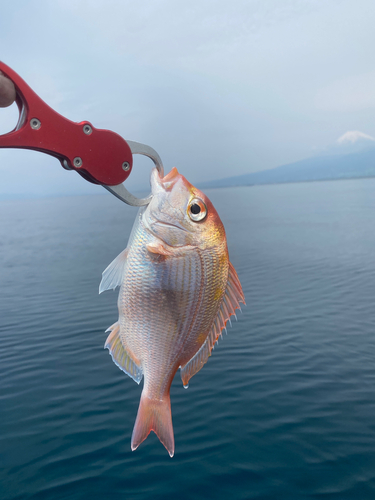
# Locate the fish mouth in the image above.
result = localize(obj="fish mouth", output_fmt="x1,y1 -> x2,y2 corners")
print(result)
151,167 -> 181,194
161,167 -> 180,190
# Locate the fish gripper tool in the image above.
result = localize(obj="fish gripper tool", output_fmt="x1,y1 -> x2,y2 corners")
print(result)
0,61 -> 164,206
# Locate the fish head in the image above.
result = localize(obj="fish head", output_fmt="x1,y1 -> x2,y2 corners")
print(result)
143,167 -> 226,249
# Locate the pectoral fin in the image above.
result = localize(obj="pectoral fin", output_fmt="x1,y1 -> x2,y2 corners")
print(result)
99,248 -> 128,293
180,262 -> 245,387
146,241 -> 175,256
146,240 -> 195,257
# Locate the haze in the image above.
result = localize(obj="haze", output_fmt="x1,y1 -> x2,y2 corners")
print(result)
0,0 -> 374,198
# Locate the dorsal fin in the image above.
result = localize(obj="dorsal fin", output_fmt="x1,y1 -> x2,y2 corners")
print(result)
180,262 -> 245,387
99,248 -> 128,294
105,322 -> 143,383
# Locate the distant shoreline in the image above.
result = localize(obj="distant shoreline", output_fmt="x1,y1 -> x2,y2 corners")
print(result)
199,174 -> 375,191
2,174 -> 375,202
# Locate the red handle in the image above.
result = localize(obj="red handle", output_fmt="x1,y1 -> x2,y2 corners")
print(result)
0,62 -> 133,186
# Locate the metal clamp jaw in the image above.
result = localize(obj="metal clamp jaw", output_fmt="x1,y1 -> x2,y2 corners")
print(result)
0,62 -> 164,206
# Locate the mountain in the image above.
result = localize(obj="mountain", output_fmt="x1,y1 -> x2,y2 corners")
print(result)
199,147 -> 375,189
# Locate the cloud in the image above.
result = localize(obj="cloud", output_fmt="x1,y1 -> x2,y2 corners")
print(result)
2,0 -> 375,198
337,130 -> 375,144
315,71 -> 375,112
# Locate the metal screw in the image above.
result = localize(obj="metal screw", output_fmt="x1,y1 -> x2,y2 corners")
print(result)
73,157 -> 83,168
30,118 -> 41,130
83,124 -> 92,135
122,162 -> 130,171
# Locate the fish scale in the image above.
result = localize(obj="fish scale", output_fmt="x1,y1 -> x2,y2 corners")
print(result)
100,167 -> 245,456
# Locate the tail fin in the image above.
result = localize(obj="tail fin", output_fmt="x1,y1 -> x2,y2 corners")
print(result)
131,391 -> 174,457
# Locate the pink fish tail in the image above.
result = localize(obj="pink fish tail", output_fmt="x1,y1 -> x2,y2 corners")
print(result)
131,391 -> 174,457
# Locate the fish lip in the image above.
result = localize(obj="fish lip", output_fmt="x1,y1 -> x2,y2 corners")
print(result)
147,206 -> 188,233
151,219 -> 188,233
141,211 -> 188,235
150,168 -> 165,194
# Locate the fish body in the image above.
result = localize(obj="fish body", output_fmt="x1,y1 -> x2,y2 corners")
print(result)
100,167 -> 244,457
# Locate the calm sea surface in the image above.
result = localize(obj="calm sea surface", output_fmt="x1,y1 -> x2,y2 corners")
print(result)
1,178 -> 375,500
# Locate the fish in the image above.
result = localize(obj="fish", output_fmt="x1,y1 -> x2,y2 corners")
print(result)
99,167 -> 245,457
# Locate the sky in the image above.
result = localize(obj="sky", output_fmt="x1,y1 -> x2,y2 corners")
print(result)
0,0 -> 375,198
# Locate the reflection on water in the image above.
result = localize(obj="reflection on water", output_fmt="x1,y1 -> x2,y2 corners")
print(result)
1,178 -> 375,499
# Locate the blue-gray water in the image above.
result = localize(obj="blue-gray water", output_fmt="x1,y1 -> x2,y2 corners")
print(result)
1,178 -> 375,500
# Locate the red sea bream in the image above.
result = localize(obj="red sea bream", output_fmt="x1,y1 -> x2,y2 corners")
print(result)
100,167 -> 245,457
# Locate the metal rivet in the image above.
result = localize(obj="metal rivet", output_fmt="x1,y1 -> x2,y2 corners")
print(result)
30,118 -> 41,130
122,162 -> 130,171
83,124 -> 92,135
73,157 -> 83,168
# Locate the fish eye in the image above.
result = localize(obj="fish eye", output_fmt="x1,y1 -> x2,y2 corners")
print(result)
188,198 -> 207,222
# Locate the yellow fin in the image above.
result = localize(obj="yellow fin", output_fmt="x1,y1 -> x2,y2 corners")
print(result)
105,322 -> 143,384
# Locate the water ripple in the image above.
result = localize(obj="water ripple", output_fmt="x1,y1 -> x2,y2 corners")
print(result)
2,181 -> 375,499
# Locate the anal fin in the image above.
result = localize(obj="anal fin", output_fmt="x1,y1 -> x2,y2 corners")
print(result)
105,322 -> 143,384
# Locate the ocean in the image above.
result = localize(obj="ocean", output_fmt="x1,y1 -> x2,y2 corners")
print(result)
1,178 -> 375,499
